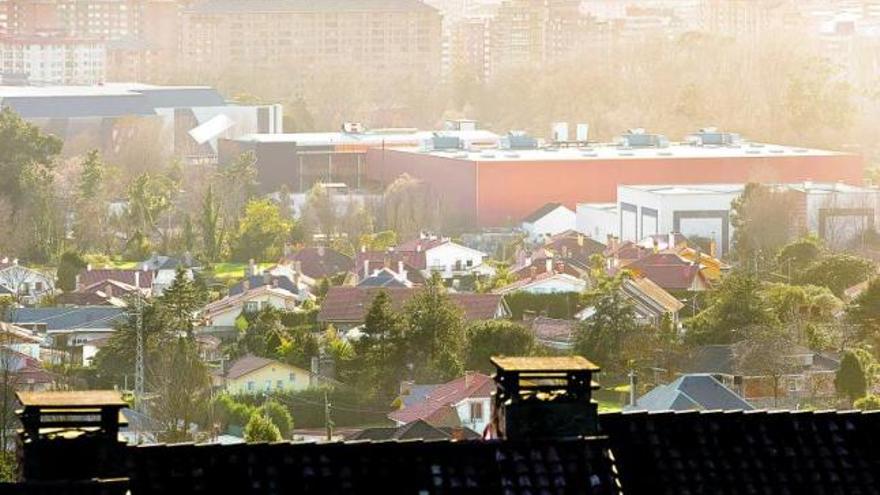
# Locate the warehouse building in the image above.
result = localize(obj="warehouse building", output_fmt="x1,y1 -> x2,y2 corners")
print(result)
365,129 -> 864,228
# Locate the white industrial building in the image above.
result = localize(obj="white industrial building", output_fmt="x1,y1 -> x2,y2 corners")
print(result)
576,182 -> 880,255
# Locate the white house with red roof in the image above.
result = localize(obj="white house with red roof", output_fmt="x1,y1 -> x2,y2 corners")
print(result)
390,372 -> 494,436
390,233 -> 493,281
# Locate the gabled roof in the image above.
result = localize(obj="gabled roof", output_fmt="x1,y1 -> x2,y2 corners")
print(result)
389,372 -> 493,425
522,202 -> 570,223
356,268 -> 411,288
202,285 -> 301,319
621,277 -> 684,314
626,374 -> 753,412
356,258 -> 426,285
223,355 -> 308,380
624,252 -> 708,291
346,419 -> 481,441
318,287 -> 507,323
228,274 -> 302,297
526,316 -> 576,349
356,249 -> 428,272
0,322 -> 43,344
77,269 -> 153,290
284,247 -> 353,280
542,230 -> 605,260
494,272 -> 587,294
10,307 -> 126,332
686,344 -> 841,376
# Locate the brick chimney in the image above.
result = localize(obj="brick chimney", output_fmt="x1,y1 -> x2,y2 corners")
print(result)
491,356 -> 600,440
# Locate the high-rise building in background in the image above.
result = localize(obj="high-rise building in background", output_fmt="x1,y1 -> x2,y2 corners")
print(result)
179,0 -> 442,83
0,33 -> 106,84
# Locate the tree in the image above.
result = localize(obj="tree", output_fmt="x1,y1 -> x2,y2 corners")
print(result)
403,274 -> 466,382
217,151 -> 259,228
243,412 -> 282,443
301,183 -> 337,238
72,150 -> 110,251
775,236 -> 822,278
56,251 -> 87,292
151,337 -> 211,443
835,350 -> 867,404
230,199 -> 293,262
465,320 -> 535,373
126,172 -> 177,245
854,394 -> 880,411
574,272 -> 642,374
258,400 -> 293,439
200,185 -> 225,262
359,230 -> 398,251
686,271 -> 776,345
797,254 -> 874,297
730,183 -> 798,265
352,290 -> 408,400
383,174 -> 441,239
0,107 -> 62,218
735,324 -> 798,408
158,267 -> 203,337
846,278 -> 880,343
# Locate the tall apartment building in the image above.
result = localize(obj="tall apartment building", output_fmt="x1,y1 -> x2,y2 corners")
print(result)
180,0 -> 442,82
0,33 -> 106,84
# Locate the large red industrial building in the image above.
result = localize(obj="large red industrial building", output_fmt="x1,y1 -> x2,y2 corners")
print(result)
366,141 -> 863,227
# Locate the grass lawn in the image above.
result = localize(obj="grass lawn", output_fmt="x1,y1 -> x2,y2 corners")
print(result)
103,260 -> 139,270
209,262 -> 275,281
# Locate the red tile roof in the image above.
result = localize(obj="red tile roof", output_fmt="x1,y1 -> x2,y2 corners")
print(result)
318,287 -> 506,323
356,249 -> 428,271
625,253 -> 707,291
389,372 -> 493,425
527,316 -> 577,347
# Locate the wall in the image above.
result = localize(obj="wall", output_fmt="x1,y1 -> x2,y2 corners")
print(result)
227,363 -> 311,395
425,243 -> 485,276
454,397 -> 491,436
805,189 -> 880,248
210,293 -> 298,328
523,207 -> 576,242
576,204 -> 617,241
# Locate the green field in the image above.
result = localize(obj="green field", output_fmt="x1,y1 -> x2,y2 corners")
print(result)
208,262 -> 275,281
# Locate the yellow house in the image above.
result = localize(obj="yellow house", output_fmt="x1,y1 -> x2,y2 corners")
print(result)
221,355 -> 314,395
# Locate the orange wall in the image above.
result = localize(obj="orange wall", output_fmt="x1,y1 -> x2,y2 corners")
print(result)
366,150 -> 864,227
475,154 -> 864,226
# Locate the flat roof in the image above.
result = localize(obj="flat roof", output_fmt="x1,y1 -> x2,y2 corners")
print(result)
578,202 -> 618,212
391,142 -> 847,162
0,83 -> 215,98
622,182 -> 879,196
235,129 -> 499,147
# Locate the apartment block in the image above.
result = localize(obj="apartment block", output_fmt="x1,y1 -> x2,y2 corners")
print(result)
0,34 -> 106,84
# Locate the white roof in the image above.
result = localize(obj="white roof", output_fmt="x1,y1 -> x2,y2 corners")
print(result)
235,129 -> 500,146
0,83 -> 214,97
577,202 -> 618,212
399,142 -> 845,162
622,182 -> 879,196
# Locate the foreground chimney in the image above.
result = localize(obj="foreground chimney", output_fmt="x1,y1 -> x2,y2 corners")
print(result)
491,356 -> 600,439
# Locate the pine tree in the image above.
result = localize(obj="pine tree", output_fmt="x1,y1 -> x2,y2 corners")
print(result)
836,351 -> 867,404
243,412 -> 282,443
403,274 -> 466,382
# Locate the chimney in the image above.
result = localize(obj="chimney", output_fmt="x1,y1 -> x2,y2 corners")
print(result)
668,232 -> 676,250
491,356 -> 600,439
360,245 -> 367,253
399,380 -> 414,397
363,259 -> 371,278
397,260 -> 405,277
263,272 -> 271,286
709,238 -> 717,258
105,283 -> 113,298
87,264 -> 93,272
530,266 -> 538,280
561,246 -> 568,258
416,244 -> 422,253
577,234 -> 584,247
317,245 -> 325,257
247,259 -> 256,277
545,257 -> 553,274
653,238 -> 659,253
242,279 -> 250,291
75,274 -> 81,291
272,277 -> 279,288
134,271 -> 140,290
464,371 -> 473,388
310,356 -> 319,387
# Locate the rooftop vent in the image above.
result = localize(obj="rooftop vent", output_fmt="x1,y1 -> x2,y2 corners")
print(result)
618,128 -> 669,148
688,127 -> 741,146
500,131 -> 539,150
430,133 -> 462,151
341,122 -> 364,133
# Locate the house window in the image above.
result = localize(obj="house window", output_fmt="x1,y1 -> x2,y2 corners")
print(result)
466,259 -> 473,267
289,373 -> 296,382
787,376 -> 804,393
265,380 -> 272,391
247,381 -> 254,391
276,380 -> 284,389
470,402 -> 483,421
244,301 -> 260,313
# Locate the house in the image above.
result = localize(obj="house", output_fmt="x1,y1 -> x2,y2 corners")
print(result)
318,287 -> 510,330
9,306 -> 126,351
523,315 -> 577,350
541,230 -> 606,263
216,355 -> 314,395
227,270 -> 310,301
76,267 -> 153,296
141,254 -> 199,295
685,344 -> 841,408
0,347 -> 56,392
494,272 -> 588,295
622,252 -> 711,292
0,322 -> 43,360
346,419 -> 480,441
521,203 -> 576,243
282,246 -> 353,281
201,285 -> 306,334
625,374 -> 754,412
357,233 -> 494,282
389,372 -> 494,436
0,257 -> 55,303
619,277 -> 684,326
356,267 -> 413,288
354,253 -> 427,287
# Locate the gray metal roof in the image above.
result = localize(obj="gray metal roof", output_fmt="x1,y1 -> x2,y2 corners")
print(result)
10,306 -> 126,331
626,374 -> 754,412
186,0 -> 437,14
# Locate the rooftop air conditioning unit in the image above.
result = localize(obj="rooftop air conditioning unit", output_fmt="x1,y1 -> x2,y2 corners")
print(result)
342,122 -> 365,133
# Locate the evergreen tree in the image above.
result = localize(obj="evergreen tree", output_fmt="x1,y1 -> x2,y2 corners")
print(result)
243,412 -> 282,442
56,251 -> 87,293
574,272 -> 641,374
200,185 -> 224,262
159,266 -> 203,337
403,274 -> 466,382
836,351 -> 867,404
258,400 -> 294,439
465,320 -> 535,373
353,290 -> 408,400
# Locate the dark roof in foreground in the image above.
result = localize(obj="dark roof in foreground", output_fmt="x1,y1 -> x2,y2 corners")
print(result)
601,409 -> 880,495
128,436 -> 621,494
185,0 -> 438,14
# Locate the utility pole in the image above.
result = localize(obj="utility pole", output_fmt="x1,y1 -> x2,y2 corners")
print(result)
132,294 -> 145,414
324,390 -> 332,441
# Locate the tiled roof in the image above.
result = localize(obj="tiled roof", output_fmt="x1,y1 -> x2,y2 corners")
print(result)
128,436 -> 622,494
356,259 -> 426,285
395,237 -> 448,254
284,247 -> 353,280
318,287 -> 505,323
527,316 -> 576,349
601,409 -> 880,494
622,277 -> 684,314
686,344 -> 841,375
389,372 -> 493,425
346,419 -> 480,441
542,230 -> 606,260
77,269 -> 153,290
356,268 -> 411,288
10,307 -> 126,331
202,285 -> 300,319
626,374 -> 754,412
625,252 -> 706,290
228,274 -> 301,297
495,272 -> 587,294
522,202 -> 566,223
356,249 -> 428,272
224,355 -> 307,380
